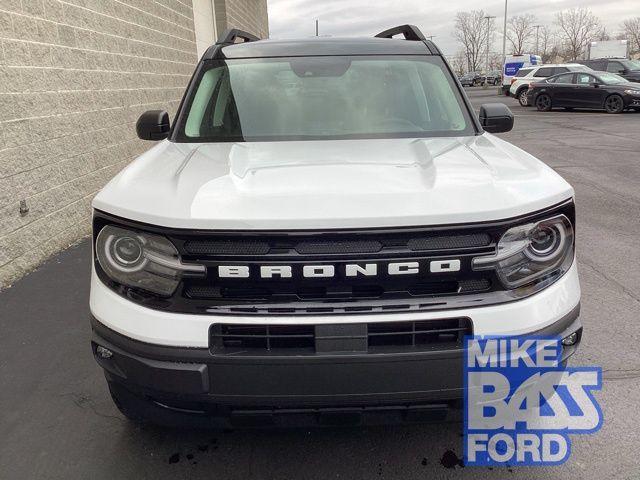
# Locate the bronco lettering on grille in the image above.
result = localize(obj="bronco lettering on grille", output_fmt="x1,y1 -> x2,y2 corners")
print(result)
217,261 -> 461,279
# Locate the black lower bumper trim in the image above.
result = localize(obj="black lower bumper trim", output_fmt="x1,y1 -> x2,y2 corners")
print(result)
92,304 -> 581,412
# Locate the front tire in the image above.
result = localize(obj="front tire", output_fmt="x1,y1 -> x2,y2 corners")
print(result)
604,94 -> 624,114
536,94 -> 552,111
518,89 -> 529,107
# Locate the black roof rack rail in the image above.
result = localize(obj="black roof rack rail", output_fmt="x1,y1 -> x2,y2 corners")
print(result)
375,25 -> 426,41
216,28 -> 260,46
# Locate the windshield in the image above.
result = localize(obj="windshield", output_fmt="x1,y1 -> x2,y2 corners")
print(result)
598,72 -> 628,85
179,56 -> 475,142
628,59 -> 640,70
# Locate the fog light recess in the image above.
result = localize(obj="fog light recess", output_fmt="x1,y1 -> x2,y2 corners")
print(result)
562,332 -> 579,347
96,345 -> 113,359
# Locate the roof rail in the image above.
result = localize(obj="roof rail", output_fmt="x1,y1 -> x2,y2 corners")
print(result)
216,28 -> 260,46
375,25 -> 426,41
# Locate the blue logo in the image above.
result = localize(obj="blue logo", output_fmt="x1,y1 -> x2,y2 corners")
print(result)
504,62 -> 524,76
463,336 -> 602,466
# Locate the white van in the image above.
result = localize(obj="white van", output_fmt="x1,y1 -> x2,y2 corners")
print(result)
502,54 -> 542,95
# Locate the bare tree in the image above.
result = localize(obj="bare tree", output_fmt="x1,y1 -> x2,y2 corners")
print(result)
555,8 -> 601,60
506,14 -> 536,54
454,10 -> 493,72
622,17 -> 640,54
595,27 -> 611,42
538,26 -> 556,62
450,51 -> 467,75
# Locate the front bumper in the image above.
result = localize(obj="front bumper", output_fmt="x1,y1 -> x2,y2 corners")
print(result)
91,302 -> 581,426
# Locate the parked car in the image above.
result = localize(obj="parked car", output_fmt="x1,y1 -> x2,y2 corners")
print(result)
481,71 -> 502,86
577,58 -> 640,83
510,64 -> 592,106
527,70 -> 640,114
502,54 -> 542,95
90,26 -> 581,428
460,72 -> 482,86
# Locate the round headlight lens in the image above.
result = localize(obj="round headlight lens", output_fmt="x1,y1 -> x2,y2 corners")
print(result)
112,237 -> 143,266
526,224 -> 565,261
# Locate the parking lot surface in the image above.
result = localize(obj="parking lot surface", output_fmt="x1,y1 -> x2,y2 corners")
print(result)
1,88 -> 639,479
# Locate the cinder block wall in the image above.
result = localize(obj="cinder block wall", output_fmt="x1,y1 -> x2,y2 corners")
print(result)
215,0 -> 268,40
0,0 -> 268,289
0,0 -> 199,288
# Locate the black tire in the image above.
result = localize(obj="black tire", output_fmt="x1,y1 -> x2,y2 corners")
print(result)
604,94 -> 624,114
536,94 -> 552,112
518,88 -> 529,107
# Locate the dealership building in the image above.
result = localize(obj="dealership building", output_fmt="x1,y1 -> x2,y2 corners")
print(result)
0,0 -> 269,287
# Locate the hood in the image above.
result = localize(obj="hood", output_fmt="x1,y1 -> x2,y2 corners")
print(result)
93,135 -> 573,230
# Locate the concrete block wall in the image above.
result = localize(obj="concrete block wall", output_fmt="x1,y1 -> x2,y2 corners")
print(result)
215,0 -> 268,40
0,0 -> 199,288
0,0 -> 268,289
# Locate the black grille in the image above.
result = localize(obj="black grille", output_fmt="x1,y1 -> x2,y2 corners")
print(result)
169,224 -> 501,314
367,318 -> 470,351
295,240 -> 382,254
179,230 -> 496,258
185,278 -> 491,302
210,318 -> 472,355
408,233 -> 491,251
184,240 -> 270,255
211,324 -> 315,353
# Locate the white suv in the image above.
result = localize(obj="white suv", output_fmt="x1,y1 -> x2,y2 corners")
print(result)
510,64 -> 592,106
90,26 -> 582,428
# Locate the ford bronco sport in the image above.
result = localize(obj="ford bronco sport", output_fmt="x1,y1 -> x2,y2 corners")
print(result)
90,26 -> 582,427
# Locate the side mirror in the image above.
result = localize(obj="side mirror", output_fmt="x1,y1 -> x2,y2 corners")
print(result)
479,103 -> 514,134
136,110 -> 170,140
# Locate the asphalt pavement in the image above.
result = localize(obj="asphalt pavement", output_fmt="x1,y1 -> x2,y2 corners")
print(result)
1,88 -> 639,479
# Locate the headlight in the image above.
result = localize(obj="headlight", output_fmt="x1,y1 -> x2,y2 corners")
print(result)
624,89 -> 640,96
472,215 -> 574,289
96,225 -> 205,296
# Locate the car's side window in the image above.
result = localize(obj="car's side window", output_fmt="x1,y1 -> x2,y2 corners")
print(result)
607,62 -> 624,74
554,73 -> 575,84
535,67 -> 554,78
553,67 -> 568,75
576,73 -> 596,85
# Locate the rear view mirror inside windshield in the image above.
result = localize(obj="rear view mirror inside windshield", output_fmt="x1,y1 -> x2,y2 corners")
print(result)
290,57 -> 352,77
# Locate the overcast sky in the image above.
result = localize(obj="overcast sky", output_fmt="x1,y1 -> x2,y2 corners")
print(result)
267,0 -> 637,56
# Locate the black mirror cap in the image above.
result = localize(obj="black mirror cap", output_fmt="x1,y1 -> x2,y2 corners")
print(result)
136,110 -> 170,141
479,103 -> 514,134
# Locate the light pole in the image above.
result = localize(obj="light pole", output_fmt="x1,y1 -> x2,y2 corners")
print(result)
315,19 -> 319,37
534,25 -> 541,54
500,0 -> 508,94
484,15 -> 495,73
